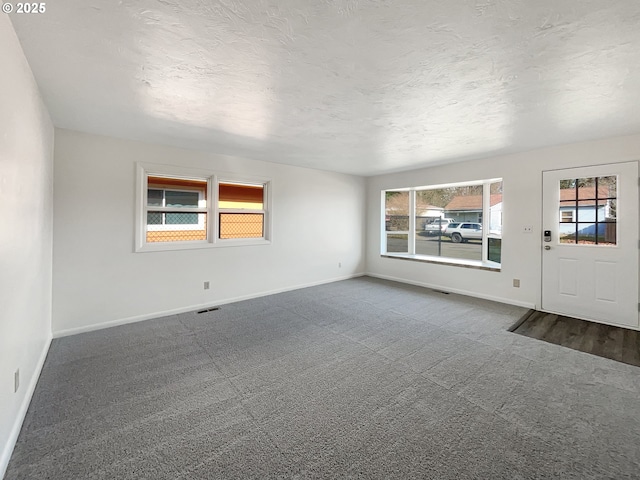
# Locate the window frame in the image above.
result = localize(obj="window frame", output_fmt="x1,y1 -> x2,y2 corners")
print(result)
380,178 -> 502,270
383,189 -> 412,254
135,163 -> 272,252
217,177 -> 269,242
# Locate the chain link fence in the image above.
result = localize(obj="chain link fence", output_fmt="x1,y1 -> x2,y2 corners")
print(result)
146,212 -> 207,243
219,213 -> 264,239
146,212 -> 266,242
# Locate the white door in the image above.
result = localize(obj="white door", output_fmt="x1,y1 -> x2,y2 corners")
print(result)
542,162 -> 639,329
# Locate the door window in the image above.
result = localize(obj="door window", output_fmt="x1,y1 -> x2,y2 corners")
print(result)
558,176 -> 617,245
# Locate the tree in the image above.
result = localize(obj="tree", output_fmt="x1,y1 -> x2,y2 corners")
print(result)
385,191 -> 409,215
416,185 -> 483,209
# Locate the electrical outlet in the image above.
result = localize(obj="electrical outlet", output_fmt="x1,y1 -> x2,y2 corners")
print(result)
513,279 -> 520,288
523,225 -> 533,233
338,262 -> 342,268
14,369 -> 19,393
204,281 -> 210,290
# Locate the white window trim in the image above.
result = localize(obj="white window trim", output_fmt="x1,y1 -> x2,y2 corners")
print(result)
381,178 -> 502,270
135,163 -> 272,253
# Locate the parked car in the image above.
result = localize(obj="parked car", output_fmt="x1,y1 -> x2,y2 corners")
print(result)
443,222 -> 460,232
445,222 -> 482,243
423,218 -> 455,236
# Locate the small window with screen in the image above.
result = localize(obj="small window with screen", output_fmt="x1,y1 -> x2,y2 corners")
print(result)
218,182 -> 266,239
146,176 -> 208,243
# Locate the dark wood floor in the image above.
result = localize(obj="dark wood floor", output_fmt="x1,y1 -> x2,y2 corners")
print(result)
511,310 -> 640,367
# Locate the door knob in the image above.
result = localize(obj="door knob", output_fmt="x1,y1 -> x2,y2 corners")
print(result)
544,245 -> 551,250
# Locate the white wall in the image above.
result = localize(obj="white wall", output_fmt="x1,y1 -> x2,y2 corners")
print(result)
53,129 -> 366,335
366,134 -> 640,308
0,15 -> 54,478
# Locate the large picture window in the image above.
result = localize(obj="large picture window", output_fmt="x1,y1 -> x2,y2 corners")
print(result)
381,179 -> 502,268
136,164 -> 271,252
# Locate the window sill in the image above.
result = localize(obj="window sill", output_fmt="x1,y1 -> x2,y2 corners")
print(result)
136,238 -> 271,253
381,254 -> 501,272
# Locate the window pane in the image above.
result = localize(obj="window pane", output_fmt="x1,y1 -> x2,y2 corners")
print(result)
577,177 -> 597,200
559,223 -> 576,244
598,176 -> 616,198
416,185 -> 485,262
219,183 -> 264,209
165,190 -> 199,208
147,211 -> 162,225
559,180 -> 576,201
219,213 -> 264,239
146,213 -> 207,243
574,223 -> 617,245
488,237 -> 501,263
385,191 -> 409,231
577,223 -> 598,244
599,222 -> 617,245
147,189 -> 163,207
600,199 -> 616,221
489,181 -> 503,235
148,177 -> 207,201
560,210 -> 574,223
386,234 -> 408,253
166,212 -> 199,224
577,206 -> 596,222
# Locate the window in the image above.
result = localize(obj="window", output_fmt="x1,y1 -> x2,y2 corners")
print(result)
561,210 -> 574,223
136,164 -> 271,252
219,182 -> 265,239
146,177 -> 207,243
558,176 -> 616,245
384,191 -> 410,253
382,179 -> 502,268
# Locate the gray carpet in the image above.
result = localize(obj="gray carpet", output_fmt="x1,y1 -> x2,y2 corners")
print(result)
6,277 -> 640,479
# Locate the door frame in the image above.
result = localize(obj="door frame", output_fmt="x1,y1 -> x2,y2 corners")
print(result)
540,161 -> 640,330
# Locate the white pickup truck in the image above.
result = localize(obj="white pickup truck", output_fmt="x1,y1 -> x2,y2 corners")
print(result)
423,218 -> 455,236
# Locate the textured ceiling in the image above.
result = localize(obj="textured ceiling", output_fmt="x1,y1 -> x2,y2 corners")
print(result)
10,1 -> 640,175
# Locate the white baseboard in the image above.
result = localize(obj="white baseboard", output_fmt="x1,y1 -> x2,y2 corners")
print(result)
0,335 -> 52,480
366,272 -> 536,309
54,273 -> 366,338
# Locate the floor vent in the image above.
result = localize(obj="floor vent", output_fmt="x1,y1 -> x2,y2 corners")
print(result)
197,307 -> 220,314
